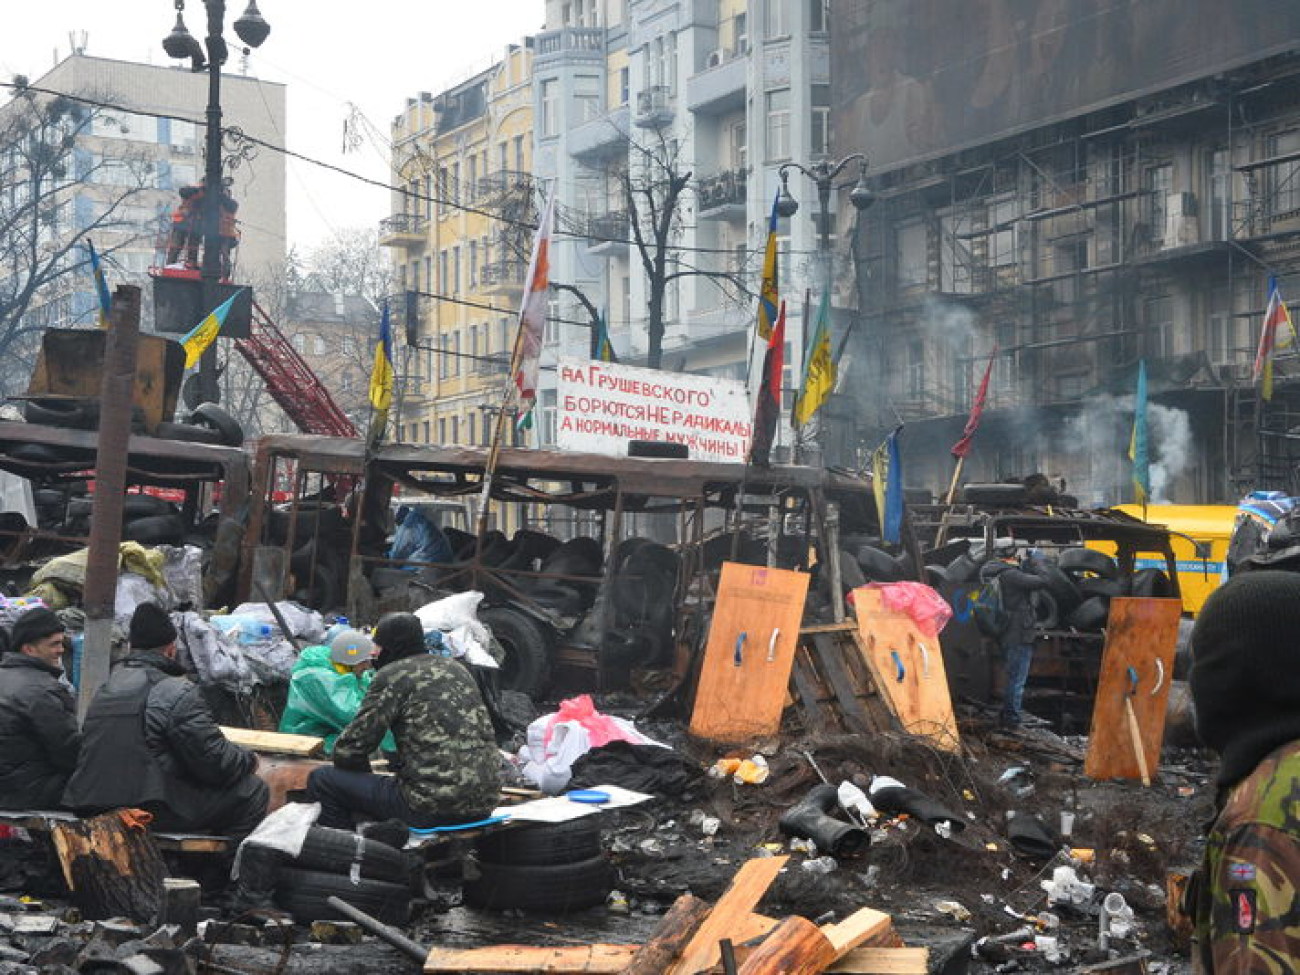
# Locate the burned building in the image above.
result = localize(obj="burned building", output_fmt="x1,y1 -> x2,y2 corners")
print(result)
830,0 -> 1300,505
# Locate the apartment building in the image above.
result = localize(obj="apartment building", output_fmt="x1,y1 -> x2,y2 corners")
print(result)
3,54 -> 285,345
832,0 -> 1300,504
382,42 -> 535,451
531,0 -> 839,454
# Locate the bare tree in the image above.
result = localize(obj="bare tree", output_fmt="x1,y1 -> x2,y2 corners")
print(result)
0,84 -> 154,394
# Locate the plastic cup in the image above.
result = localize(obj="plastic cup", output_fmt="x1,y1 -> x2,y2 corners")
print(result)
1059,810 -> 1075,838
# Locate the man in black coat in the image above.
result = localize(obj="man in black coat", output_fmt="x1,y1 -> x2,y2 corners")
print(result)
978,538 -> 1048,729
0,608 -> 80,809
63,603 -> 267,841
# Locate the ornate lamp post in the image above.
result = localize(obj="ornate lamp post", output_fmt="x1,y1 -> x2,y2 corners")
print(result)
163,0 -> 270,404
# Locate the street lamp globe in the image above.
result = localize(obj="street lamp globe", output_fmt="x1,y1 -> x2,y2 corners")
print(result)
776,172 -> 799,218
233,1 -> 272,49
162,11 -> 204,62
848,162 -> 876,212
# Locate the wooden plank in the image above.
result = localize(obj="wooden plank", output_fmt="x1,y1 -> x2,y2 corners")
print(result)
826,947 -> 930,974
220,726 -> 324,758
788,648 -> 837,737
423,944 -> 635,973
852,588 -> 961,753
808,633 -> 876,735
1084,597 -> 1181,783
799,622 -> 858,634
689,564 -> 810,744
820,907 -> 894,957
666,855 -> 789,975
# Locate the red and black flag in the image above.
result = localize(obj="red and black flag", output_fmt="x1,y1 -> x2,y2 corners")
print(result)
750,300 -> 786,466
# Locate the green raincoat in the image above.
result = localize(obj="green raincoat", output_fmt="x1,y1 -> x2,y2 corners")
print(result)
279,645 -> 393,753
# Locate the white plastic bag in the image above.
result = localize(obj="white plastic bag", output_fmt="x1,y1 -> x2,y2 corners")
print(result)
175,611 -> 252,688
415,591 -> 496,667
232,801 -> 321,878
230,601 -> 326,643
519,719 -> 592,795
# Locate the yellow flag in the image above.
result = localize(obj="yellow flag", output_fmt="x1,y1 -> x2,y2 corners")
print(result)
871,438 -> 888,531
794,289 -> 835,426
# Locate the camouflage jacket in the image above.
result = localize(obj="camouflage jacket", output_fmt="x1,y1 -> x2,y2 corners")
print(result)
332,654 -> 500,821
1192,740 -> 1300,973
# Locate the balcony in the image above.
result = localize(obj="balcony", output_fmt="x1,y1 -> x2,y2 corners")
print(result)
569,106 -> 630,161
378,212 -> 427,247
476,170 -> 534,205
586,210 -> 629,255
634,86 -> 675,129
686,52 -> 747,116
474,350 -> 511,377
479,258 -> 527,294
696,168 -> 748,221
535,27 -> 605,66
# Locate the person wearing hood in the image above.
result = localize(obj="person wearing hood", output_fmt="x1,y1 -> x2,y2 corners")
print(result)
279,629 -> 391,754
1186,571 -> 1300,970
63,603 -> 268,841
305,612 -> 500,831
978,537 -> 1048,729
0,608 -> 80,809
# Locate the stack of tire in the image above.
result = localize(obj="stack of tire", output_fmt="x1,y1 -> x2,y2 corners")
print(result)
272,825 -> 414,925
463,818 -> 613,914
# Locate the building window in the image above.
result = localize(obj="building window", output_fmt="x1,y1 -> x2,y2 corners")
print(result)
1269,131 -> 1300,217
619,67 -> 630,105
896,219 -> 926,288
469,241 -> 478,288
439,334 -> 451,378
809,0 -> 829,32
729,119 -> 747,170
765,89 -> 790,162
540,79 -> 559,137
907,340 -> 925,398
575,74 -> 601,124
451,415 -> 459,444
452,247 -> 461,292
811,84 -> 831,158
438,417 -> 447,443
514,135 -> 526,172
989,196 -> 1017,268
1145,295 -> 1174,358
765,1 -> 789,37
468,412 -> 477,445
313,336 -> 327,355
1146,163 -> 1172,246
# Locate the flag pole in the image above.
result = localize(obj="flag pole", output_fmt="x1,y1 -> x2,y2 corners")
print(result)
943,455 -> 965,505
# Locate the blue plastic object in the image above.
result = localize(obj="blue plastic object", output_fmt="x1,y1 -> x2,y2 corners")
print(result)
566,789 -> 611,804
408,814 -> 511,834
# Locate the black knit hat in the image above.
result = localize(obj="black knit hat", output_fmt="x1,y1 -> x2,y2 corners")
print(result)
1190,570 -> 1300,787
129,602 -> 178,650
372,613 -> 425,668
10,607 -> 64,652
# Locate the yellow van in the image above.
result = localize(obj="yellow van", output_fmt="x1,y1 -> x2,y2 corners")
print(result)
1094,504 -> 1237,616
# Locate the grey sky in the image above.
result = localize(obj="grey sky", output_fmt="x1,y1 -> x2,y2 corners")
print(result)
0,1 -> 543,253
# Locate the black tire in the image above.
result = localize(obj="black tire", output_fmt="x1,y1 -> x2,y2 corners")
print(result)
541,537 -> 604,578
462,855 -> 613,913
836,549 -> 868,592
480,605 -> 552,697
628,439 -> 688,459
273,866 -> 409,926
1029,563 -> 1082,615
23,398 -> 99,429
473,819 -> 603,867
1129,568 -> 1175,598
122,514 -> 186,545
959,483 -> 1028,504
189,402 -> 245,447
292,826 -> 412,885
124,494 -> 176,519
1058,547 -> 1118,579
924,563 -> 950,589
1030,589 -> 1059,629
1066,596 -> 1110,631
856,545 -> 902,582
32,488 -> 65,507
945,551 -> 983,585
9,443 -> 87,465
1077,576 -> 1123,599
154,421 -> 224,444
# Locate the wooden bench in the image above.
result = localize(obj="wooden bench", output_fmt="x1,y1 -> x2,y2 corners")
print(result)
0,810 -> 229,853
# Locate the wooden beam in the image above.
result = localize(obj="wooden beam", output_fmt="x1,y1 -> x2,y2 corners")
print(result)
665,856 -> 789,975
735,915 -> 836,975
820,907 -> 894,956
621,894 -> 711,975
220,726 -> 324,758
423,945 -> 636,973
826,947 -> 929,974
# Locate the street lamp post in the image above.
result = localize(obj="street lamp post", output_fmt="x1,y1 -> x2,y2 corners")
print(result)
775,155 -> 874,463
163,0 -> 270,405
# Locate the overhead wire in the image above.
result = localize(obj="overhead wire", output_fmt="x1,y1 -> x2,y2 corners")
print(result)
1,80 -> 841,262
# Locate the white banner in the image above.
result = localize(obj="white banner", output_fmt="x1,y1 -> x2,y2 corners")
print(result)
556,358 -> 752,462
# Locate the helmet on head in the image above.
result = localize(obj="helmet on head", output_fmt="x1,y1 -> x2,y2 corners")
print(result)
329,629 -> 375,667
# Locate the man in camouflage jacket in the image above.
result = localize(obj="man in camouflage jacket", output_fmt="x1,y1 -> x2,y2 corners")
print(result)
306,613 -> 500,829
1188,571 -> 1300,971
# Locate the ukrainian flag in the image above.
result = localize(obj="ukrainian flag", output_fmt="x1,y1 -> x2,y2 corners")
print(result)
756,190 -> 780,341
86,240 -> 111,328
370,301 -> 394,415
181,290 -> 242,369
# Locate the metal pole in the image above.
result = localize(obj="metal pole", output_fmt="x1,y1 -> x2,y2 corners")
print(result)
199,0 -> 226,406
80,286 -> 142,715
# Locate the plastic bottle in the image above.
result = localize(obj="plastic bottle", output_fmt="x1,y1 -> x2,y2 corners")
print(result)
323,616 -> 351,643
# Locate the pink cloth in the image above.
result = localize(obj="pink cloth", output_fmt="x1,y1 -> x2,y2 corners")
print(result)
868,581 -> 953,640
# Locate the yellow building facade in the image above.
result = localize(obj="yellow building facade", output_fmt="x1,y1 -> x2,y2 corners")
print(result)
382,41 -> 535,453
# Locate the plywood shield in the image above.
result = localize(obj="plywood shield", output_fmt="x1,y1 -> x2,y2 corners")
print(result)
689,563 -> 810,744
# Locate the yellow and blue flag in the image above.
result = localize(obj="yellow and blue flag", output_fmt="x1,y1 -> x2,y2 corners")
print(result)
1254,277 -> 1295,401
594,310 -> 616,363
370,300 -> 394,415
1128,359 -> 1149,505
756,190 -> 780,341
181,290 -> 241,369
86,240 -> 111,328
871,427 -> 905,544
794,288 -> 834,426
